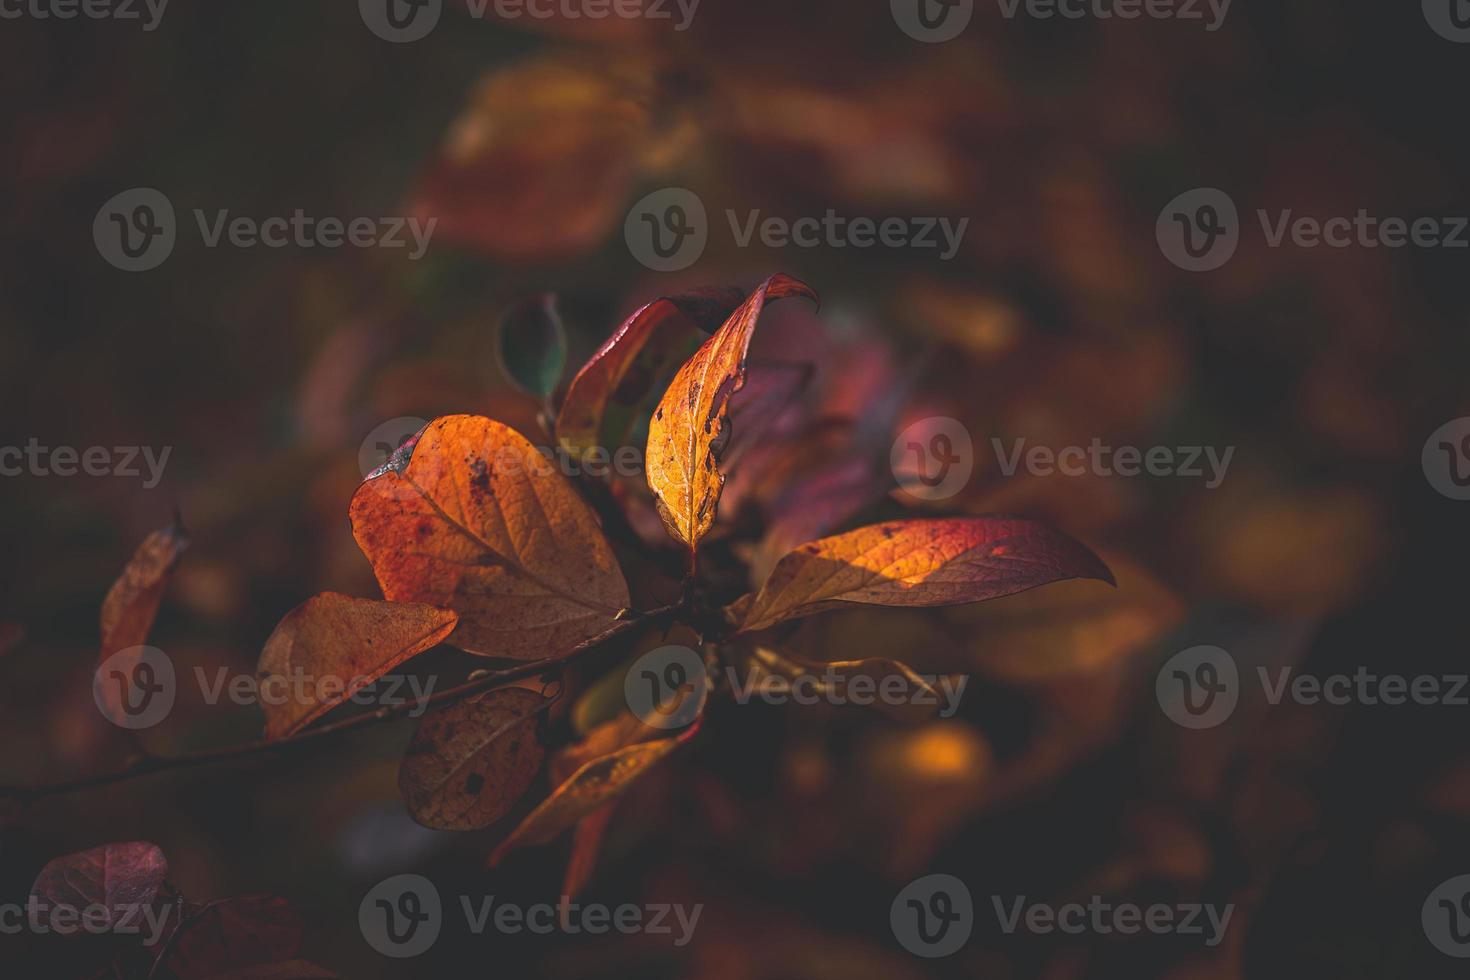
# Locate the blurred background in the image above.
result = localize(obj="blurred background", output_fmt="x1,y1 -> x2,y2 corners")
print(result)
3,0 -> 1470,976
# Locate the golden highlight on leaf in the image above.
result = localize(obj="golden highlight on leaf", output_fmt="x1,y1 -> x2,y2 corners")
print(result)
400,687 -> 549,831
556,287 -> 746,462
349,415 -> 631,659
645,274 -> 818,553
730,517 -> 1114,633
256,593 -> 458,739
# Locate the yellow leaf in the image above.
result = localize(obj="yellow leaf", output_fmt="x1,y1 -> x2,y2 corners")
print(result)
644,274 -> 817,554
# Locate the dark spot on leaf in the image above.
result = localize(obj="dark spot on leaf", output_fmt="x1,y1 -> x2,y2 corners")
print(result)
464,773 -> 485,797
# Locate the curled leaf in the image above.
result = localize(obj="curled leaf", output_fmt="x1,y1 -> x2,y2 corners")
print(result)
30,842 -> 167,930
399,687 -> 550,831
556,286 -> 746,462
498,293 -> 568,401
489,712 -> 701,865
350,415 -> 630,659
98,515 -> 188,724
256,593 -> 458,740
729,517 -> 1114,633
645,274 -> 818,553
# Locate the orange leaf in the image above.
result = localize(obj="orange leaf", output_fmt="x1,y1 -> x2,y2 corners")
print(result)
97,516 -> 188,724
489,712 -> 700,865
399,687 -> 549,831
349,415 -> 630,658
645,274 -> 817,553
729,517 -> 1114,633
256,593 -> 457,739
556,287 -> 746,462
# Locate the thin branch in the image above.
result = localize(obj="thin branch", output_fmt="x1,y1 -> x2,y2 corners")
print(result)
0,603 -> 683,804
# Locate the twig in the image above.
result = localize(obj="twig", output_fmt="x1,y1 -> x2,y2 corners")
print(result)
0,603 -> 683,804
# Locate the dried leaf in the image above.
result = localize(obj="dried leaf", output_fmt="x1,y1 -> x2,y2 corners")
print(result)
98,516 -> 188,724
556,287 -> 745,462
744,646 -> 958,724
645,274 -> 818,553
562,804 -> 616,900
399,687 -> 550,831
256,593 -> 458,740
730,517 -> 1114,633
350,415 -> 630,658
497,293 -> 567,401
489,714 -> 701,865
30,842 -> 167,930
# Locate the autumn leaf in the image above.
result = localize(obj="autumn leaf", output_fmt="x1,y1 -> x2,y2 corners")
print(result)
255,593 -> 457,740
556,286 -> 745,463
645,274 -> 818,553
728,517 -> 1114,633
489,711 -> 701,865
350,415 -> 630,658
741,646 -> 960,724
30,842 -> 167,930
399,687 -> 550,831
97,515 -> 188,724
498,293 -> 567,402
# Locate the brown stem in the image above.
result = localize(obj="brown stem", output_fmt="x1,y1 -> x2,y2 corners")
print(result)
0,603 -> 683,804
